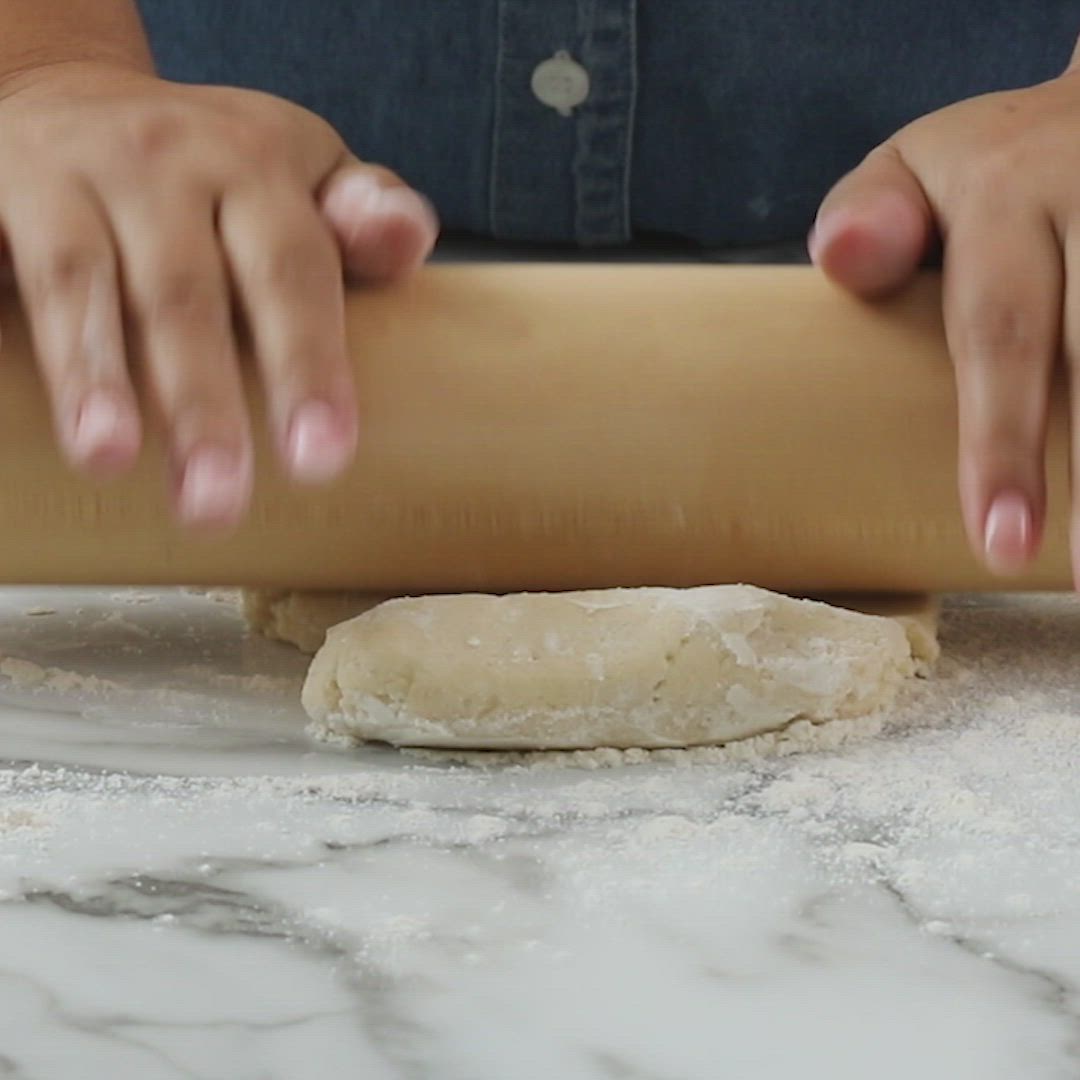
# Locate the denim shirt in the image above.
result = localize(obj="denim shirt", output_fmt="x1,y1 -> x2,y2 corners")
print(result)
137,1 -> 1077,248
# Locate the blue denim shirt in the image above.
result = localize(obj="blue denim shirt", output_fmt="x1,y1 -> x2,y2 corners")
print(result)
137,1 -> 1077,247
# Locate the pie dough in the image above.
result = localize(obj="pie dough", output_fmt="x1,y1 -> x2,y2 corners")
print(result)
278,585 -> 937,751
242,589 -> 390,655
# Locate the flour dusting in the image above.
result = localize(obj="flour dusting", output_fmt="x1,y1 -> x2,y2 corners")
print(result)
401,712 -> 887,769
1,656 -> 119,694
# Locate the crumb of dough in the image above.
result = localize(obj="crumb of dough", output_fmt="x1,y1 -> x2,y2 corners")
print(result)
242,589 -> 388,654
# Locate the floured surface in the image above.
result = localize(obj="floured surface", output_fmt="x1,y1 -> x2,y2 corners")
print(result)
1,589 -> 1080,1078
302,585 -> 934,751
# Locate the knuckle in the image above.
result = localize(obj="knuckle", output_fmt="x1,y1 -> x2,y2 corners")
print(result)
959,386 -> 1042,465
231,121 -> 289,168
247,239 -> 326,293
285,334 -> 337,372
205,98 -> 296,171
946,147 -> 1022,207
974,145 -> 1020,186
124,110 -> 188,164
28,244 -> 101,304
963,423 -> 1035,465
960,302 -> 1046,369
142,267 -> 215,324
265,335 -> 334,386
264,338 -> 343,401
975,127 -> 1033,176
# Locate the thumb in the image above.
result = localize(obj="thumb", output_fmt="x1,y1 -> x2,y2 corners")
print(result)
809,143 -> 934,298
319,158 -> 440,283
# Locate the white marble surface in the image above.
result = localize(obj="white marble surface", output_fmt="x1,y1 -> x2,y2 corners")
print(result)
1,587 -> 1080,1079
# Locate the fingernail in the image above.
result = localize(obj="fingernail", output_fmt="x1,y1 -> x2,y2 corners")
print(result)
71,390 -> 137,468
807,224 -> 820,263
373,186 -> 437,225
288,400 -> 355,483
179,448 -> 248,527
336,175 -> 436,228
336,173 -> 384,215
984,490 -> 1033,575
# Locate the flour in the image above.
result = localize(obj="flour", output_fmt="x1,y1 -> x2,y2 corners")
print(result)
179,587 -> 240,605
174,665 -> 302,695
91,611 -> 153,638
0,808 -> 45,831
401,712 -> 887,769
0,657 -> 47,688
0,656 -> 120,693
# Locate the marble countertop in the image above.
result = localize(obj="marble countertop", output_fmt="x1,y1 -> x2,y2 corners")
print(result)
1,586 -> 1079,1080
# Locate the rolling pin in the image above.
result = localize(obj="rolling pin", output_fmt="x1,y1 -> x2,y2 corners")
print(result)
0,263 -> 1070,591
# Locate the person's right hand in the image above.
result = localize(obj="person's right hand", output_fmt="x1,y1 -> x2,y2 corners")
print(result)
0,61 -> 439,528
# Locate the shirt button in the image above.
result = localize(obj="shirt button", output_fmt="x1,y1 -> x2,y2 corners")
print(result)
531,50 -> 590,117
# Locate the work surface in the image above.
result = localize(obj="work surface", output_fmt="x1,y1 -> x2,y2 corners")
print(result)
1,588 -> 1079,1080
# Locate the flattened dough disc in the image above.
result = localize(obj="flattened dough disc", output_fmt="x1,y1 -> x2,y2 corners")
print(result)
282,586 -> 937,751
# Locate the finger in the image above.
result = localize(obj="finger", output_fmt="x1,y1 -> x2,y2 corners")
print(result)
319,158 -> 439,283
111,188 -> 253,529
810,143 -> 934,297
943,209 -> 1060,576
2,183 -> 141,475
219,186 -> 357,482
0,229 -> 11,283
1061,229 -> 1080,587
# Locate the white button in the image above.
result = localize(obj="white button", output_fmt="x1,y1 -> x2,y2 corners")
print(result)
531,50 -> 590,117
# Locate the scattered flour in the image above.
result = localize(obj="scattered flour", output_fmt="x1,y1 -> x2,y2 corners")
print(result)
174,665 -> 302,695
398,713 -> 887,769
204,588 -> 242,606
1,655 -> 120,694
0,657 -> 47,688
0,808 -> 45,831
91,611 -> 153,638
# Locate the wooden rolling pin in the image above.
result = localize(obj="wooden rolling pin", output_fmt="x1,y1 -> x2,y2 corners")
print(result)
0,263 -> 1070,591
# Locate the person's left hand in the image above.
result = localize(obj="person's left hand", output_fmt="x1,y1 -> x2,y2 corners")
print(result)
811,42 -> 1080,585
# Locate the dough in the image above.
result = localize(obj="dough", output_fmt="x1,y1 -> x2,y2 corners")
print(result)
245,588 -> 940,664
836,593 -> 940,669
299,585 -> 937,751
242,589 -> 389,655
